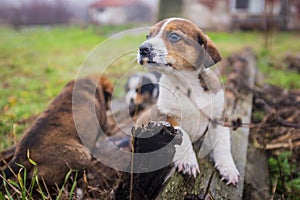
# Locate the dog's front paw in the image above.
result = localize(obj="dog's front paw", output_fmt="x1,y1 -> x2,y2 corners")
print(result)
173,126 -> 200,178
174,153 -> 200,178
216,165 -> 240,186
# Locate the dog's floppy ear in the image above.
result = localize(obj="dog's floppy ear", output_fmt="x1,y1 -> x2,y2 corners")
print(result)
99,76 -> 114,109
203,35 -> 221,68
197,30 -> 222,68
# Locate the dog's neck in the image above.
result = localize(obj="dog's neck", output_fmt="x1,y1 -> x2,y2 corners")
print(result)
158,66 -> 221,94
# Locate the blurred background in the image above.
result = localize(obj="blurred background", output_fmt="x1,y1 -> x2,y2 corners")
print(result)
0,0 -> 300,198
0,0 -> 300,30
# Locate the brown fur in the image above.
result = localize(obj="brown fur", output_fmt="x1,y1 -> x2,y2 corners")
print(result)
166,116 -> 179,127
150,19 -> 221,69
2,75 -> 113,186
198,70 -> 222,93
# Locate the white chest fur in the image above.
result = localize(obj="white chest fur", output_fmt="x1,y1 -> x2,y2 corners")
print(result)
157,69 -> 225,142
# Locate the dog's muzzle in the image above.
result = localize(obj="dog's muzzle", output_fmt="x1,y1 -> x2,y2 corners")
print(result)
138,43 -> 155,65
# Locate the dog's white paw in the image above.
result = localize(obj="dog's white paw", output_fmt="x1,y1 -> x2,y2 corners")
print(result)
216,165 -> 240,186
173,126 -> 200,178
174,152 -> 200,178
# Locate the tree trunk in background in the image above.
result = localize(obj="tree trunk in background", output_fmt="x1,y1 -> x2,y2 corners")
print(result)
158,0 -> 183,20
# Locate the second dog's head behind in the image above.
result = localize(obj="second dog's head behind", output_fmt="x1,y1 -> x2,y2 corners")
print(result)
125,71 -> 161,115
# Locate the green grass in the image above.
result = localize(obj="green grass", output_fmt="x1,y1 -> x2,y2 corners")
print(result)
209,31 -> 300,89
0,159 -> 78,200
0,26 -> 105,149
269,152 -> 300,199
1,26 -> 300,149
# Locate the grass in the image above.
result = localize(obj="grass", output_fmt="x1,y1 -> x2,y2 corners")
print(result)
1,164 -> 78,200
0,25 -> 300,198
0,24 -> 153,150
210,30 -> 300,89
0,25 -> 105,149
269,152 -> 300,199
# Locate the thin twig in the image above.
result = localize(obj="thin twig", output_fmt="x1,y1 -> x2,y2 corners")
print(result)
270,175 -> 278,200
266,141 -> 300,150
203,171 -> 215,199
129,129 -> 135,200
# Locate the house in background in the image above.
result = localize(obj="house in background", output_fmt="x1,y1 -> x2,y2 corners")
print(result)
88,0 -> 155,25
88,0 -> 300,29
183,0 -> 300,30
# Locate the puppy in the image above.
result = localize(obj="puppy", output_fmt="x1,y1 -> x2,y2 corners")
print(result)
1,75 -> 113,186
125,71 -> 161,116
137,18 -> 240,185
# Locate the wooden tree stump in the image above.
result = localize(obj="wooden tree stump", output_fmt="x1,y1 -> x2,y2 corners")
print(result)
114,122 -> 182,200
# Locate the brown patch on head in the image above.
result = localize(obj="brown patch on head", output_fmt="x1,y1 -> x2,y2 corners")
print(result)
135,92 -> 143,105
164,19 -> 200,39
168,19 -> 222,67
149,19 -> 168,37
153,18 -> 222,69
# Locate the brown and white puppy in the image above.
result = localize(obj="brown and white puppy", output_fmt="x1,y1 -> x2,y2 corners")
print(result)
1,75 -> 113,187
137,18 -> 240,185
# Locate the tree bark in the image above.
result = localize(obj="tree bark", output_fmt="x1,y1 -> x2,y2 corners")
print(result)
114,122 -> 182,200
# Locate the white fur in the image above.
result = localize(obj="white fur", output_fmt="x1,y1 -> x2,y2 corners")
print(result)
157,69 -> 224,141
157,18 -> 188,37
158,68 -> 239,184
139,18 -> 240,185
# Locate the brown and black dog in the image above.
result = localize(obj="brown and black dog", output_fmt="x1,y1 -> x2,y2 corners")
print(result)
1,75 -> 113,187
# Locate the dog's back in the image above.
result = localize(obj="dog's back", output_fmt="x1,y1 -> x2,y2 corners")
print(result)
1,75 -> 113,186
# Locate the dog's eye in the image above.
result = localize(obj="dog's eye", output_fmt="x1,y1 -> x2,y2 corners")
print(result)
169,33 -> 181,42
146,34 -> 150,39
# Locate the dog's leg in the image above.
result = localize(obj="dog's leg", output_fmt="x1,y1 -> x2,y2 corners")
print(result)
173,127 -> 200,178
211,126 -> 240,185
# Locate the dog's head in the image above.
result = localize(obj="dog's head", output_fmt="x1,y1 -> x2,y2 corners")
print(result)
138,18 -> 221,71
125,72 -> 160,116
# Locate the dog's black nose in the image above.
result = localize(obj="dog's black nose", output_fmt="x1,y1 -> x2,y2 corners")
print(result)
139,43 -> 152,56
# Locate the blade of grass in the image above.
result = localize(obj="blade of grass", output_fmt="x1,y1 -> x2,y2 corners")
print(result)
68,170 -> 78,200
28,171 -> 37,198
15,163 -> 27,199
41,178 -> 51,200
2,179 -> 12,200
32,167 -> 47,200
7,179 -> 20,190
0,191 -> 5,200
27,149 -> 37,166
4,179 -> 19,199
56,170 -> 73,200
17,173 -> 26,199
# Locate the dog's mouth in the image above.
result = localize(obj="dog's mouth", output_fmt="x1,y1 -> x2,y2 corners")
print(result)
138,43 -> 170,67
138,55 -> 171,68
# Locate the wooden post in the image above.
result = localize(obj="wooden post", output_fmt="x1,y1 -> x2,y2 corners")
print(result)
114,122 -> 182,200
